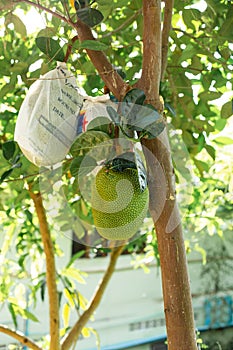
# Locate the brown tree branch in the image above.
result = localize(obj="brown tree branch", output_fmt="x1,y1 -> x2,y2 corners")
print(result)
29,190 -> 61,350
0,324 -> 42,350
61,244 -> 125,350
134,1 -> 197,349
135,0 -> 162,109
73,20 -> 129,101
161,0 -> 174,80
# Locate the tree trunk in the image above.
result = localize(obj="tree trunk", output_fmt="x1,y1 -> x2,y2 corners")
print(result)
74,1 -> 198,348
137,1 -> 198,349
142,135 -> 198,350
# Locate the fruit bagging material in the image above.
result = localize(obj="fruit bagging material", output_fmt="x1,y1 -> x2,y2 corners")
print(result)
14,62 -> 84,167
14,61 -> 116,167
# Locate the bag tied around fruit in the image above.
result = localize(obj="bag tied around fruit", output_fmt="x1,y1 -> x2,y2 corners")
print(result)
14,62 -> 116,167
14,62 -> 84,167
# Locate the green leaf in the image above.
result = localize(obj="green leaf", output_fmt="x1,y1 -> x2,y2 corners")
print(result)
70,130 -> 111,158
70,155 -> 97,177
87,116 -> 113,134
9,303 -> 39,323
221,101 -> 233,119
37,27 -> 57,38
107,152 -> 137,171
21,309 -> 39,322
77,8 -> 104,27
199,91 -> 222,101
123,103 -> 165,139
80,40 -> 108,51
0,168 -> 14,183
35,37 -> 65,62
66,250 -> 85,269
74,0 -> 92,10
122,88 -> 146,107
219,5 -> 233,40
214,118 -> 227,131
72,199 -> 94,225
5,13 -> 27,37
106,106 -> 121,125
213,136 -> 233,145
194,159 -> 209,176
2,140 -> 16,160
8,303 -> 17,328
182,8 -> 200,31
40,281 -> 46,302
205,144 -> 216,160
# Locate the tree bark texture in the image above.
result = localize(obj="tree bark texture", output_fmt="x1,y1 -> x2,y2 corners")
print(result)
138,1 -> 198,349
29,191 -> 61,350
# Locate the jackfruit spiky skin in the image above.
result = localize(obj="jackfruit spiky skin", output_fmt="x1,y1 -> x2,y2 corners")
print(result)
91,166 -> 149,240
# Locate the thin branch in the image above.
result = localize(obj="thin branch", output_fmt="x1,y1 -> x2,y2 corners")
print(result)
14,0 -> 72,25
102,9 -> 142,38
135,0 -> 162,110
161,0 -> 174,80
64,35 -> 79,63
29,190 -> 61,350
0,324 -> 42,350
61,244 -> 125,350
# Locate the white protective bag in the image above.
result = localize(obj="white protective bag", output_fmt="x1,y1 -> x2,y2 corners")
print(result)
77,94 -> 117,134
14,62 -> 84,166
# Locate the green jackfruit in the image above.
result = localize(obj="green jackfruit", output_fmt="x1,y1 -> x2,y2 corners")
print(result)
91,166 -> 149,241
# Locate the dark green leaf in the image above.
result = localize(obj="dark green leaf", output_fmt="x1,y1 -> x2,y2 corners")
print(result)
165,102 -> 176,116
2,140 -> 16,160
106,106 -> 121,125
122,88 -> 146,107
77,8 -> 104,27
40,281 -> 46,302
25,209 -> 33,223
0,168 -> 13,183
106,151 -> 147,193
123,104 -> 165,139
35,37 -> 65,62
80,40 -> 108,51
8,303 -> 17,328
74,0 -> 92,10
107,152 -> 137,172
